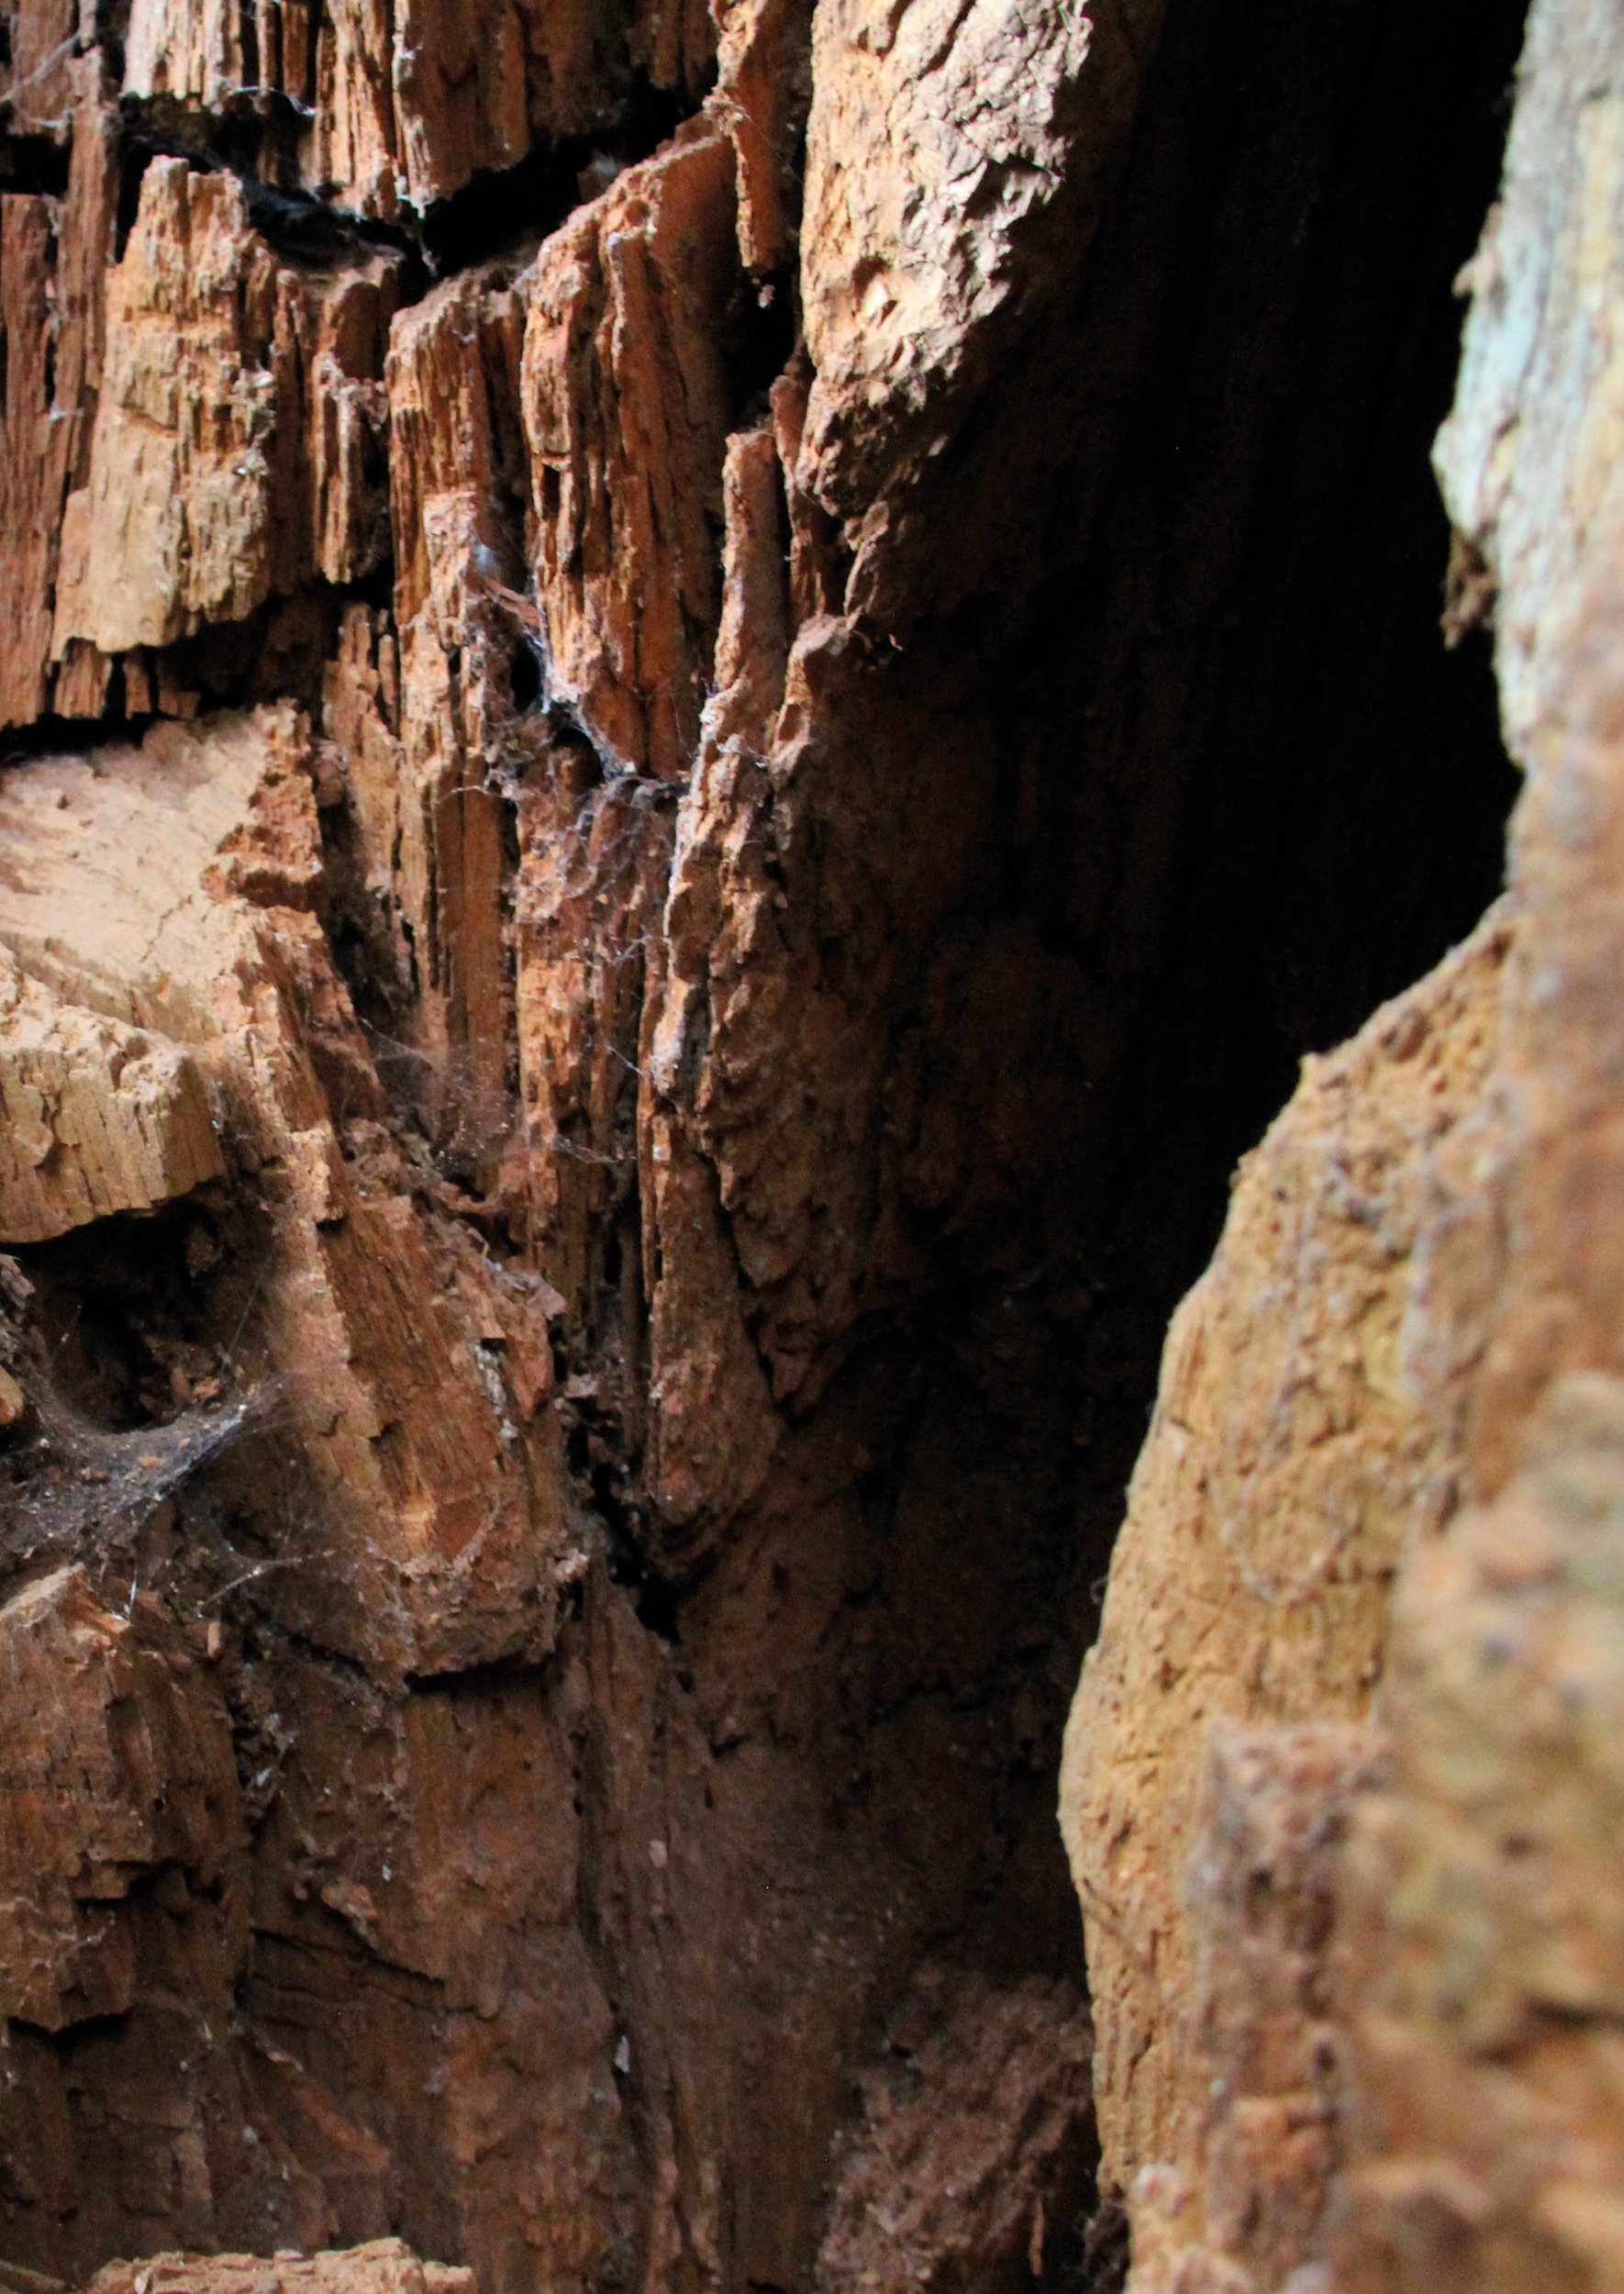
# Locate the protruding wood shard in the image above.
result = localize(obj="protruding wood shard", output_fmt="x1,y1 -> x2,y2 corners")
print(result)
51,160 -> 399,661
87,2243 -> 472,2294
520,123 -> 739,779
120,0 -> 715,216
0,952 -> 224,1243
0,57 -> 117,732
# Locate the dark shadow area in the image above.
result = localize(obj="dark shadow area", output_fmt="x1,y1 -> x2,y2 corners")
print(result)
927,0 -> 1529,1636
420,78 -> 695,274
14,1192 -> 256,1432
0,129 -> 69,195
1074,0 -> 1527,1232
115,95 -> 425,273
725,0 -> 1530,2045
113,70 -> 706,283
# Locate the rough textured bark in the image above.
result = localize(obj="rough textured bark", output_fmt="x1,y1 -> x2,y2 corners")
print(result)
0,0 -> 1607,2289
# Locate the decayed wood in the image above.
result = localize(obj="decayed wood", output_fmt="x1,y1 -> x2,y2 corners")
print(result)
519,122 -> 739,780
0,710 -> 571,1682
88,2244 -> 472,2294
0,60 -> 115,729
0,1563 -> 242,2032
0,952 -> 224,1242
52,161 -> 398,658
121,0 -> 714,215
0,0 -> 1611,2289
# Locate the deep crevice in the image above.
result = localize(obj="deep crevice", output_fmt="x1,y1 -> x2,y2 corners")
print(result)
0,130 -> 70,197
116,96 -> 425,274
710,0 -> 1534,2062
722,263 -> 798,430
0,711 -> 151,771
419,79 -> 694,275
113,72 -> 706,285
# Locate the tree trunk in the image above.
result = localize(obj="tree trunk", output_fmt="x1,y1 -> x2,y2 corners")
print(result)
0,0 -> 1613,2291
